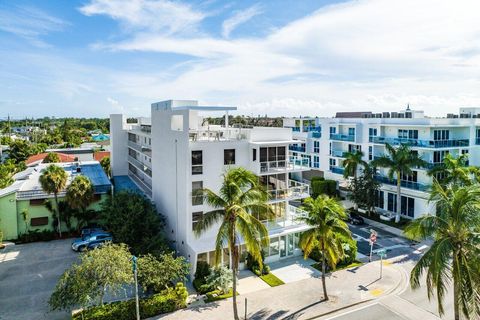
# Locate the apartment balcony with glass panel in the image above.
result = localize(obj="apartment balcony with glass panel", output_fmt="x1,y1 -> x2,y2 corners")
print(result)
267,180 -> 310,202
330,133 -> 355,142
261,204 -> 308,231
289,145 -> 306,153
329,166 -> 345,175
370,136 -> 469,148
374,175 -> 430,192
331,150 -> 348,158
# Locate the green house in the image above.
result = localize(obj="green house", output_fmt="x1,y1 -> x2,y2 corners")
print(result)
0,161 -> 112,240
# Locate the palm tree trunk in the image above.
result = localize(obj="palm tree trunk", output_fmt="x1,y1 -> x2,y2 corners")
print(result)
395,174 -> 401,223
54,193 -> 62,237
453,259 -> 460,320
230,233 -> 239,320
321,247 -> 329,301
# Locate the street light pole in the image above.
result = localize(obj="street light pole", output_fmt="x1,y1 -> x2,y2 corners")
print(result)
132,256 -> 140,320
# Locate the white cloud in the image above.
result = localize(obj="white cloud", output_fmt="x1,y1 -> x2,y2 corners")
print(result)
222,4 -> 263,38
0,5 -> 67,46
79,0 -> 205,35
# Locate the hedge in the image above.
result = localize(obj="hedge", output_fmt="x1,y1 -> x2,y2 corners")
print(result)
72,283 -> 188,320
205,289 -> 235,303
311,179 -> 337,198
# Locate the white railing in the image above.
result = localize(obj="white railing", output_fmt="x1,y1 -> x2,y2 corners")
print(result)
189,128 -> 250,142
128,141 -> 152,156
268,180 -> 310,201
262,205 -> 308,230
260,156 -> 310,173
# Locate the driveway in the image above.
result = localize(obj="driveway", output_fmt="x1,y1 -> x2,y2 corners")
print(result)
0,239 -> 78,320
269,256 -> 320,283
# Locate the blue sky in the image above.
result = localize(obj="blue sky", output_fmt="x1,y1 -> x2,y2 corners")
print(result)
1,0 -> 480,118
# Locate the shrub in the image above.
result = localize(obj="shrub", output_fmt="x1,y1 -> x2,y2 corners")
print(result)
73,283 -> 188,320
17,230 -> 57,243
310,176 -> 325,182
246,251 -> 269,276
205,266 -> 233,294
193,261 -> 213,293
311,179 -> 337,198
308,236 -> 357,269
205,289 -> 235,303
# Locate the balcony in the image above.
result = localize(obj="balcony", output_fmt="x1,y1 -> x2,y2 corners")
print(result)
289,145 -> 306,153
128,170 -> 152,197
311,132 -> 321,139
370,136 -> 469,148
267,180 -> 310,202
260,155 -> 310,174
128,155 -> 151,170
128,140 -> 152,156
329,166 -> 345,175
330,133 -> 355,142
303,126 -> 321,132
374,175 -> 430,192
331,150 -> 347,158
262,205 -> 308,231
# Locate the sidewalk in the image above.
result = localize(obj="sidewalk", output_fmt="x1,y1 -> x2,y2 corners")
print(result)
153,261 -> 404,320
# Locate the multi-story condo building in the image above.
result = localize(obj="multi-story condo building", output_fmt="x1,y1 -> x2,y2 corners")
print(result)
110,100 -> 311,274
284,107 -> 480,220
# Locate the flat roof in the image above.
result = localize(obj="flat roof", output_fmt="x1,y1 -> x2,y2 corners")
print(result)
173,105 -> 237,111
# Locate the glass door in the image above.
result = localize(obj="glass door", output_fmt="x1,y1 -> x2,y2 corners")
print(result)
287,234 -> 294,256
280,235 -> 286,257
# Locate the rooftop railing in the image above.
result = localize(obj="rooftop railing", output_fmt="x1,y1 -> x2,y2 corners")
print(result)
189,128 -> 249,142
370,136 -> 469,148
330,133 -> 355,142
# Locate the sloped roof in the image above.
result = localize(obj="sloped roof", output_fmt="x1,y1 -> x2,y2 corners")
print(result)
26,153 -> 76,166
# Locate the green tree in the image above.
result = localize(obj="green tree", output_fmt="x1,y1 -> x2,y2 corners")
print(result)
100,156 -> 111,178
0,159 -> 18,188
373,143 -> 427,223
342,150 -> 367,180
8,140 -> 31,164
348,164 -> 380,214
427,153 -> 475,186
49,243 -> 133,311
39,165 -> 68,237
42,152 -> 61,163
20,208 -> 29,233
205,266 -> 233,294
404,180 -> 480,320
100,191 -> 168,255
137,253 -> 189,294
66,175 -> 94,230
298,195 -> 352,301
194,167 -> 272,320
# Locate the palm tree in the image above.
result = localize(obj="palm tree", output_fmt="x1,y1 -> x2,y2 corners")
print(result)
404,180 -> 480,320
427,153 -> 475,186
100,156 -> 111,178
372,143 -> 427,223
40,164 -> 68,237
194,167 -> 272,320
66,175 -> 94,230
298,195 -> 352,301
342,150 -> 367,180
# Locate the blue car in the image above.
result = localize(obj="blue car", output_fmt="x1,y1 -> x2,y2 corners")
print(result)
71,232 -> 113,252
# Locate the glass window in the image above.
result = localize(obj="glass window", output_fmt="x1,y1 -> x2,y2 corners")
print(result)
375,190 -> 384,209
268,147 -> 277,162
192,151 -> 203,175
224,149 -> 236,165
268,237 -> 279,257
252,148 -> 257,161
401,196 -> 415,217
348,128 -> 355,136
192,181 -> 203,206
387,193 -> 397,212
197,252 -> 208,263
314,141 -> 320,153
208,251 -> 216,265
192,211 -> 203,230
260,147 -> 268,162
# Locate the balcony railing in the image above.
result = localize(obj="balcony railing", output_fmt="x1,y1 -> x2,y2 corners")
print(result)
330,133 -> 355,142
303,126 -> 321,132
128,140 -> 152,156
267,180 -> 310,201
128,155 -> 151,171
331,150 -> 347,158
370,136 -> 469,148
261,205 -> 308,231
311,132 -> 321,138
289,145 -> 306,152
329,166 -> 345,175
260,156 -> 310,173
128,170 -> 152,196
374,175 -> 430,192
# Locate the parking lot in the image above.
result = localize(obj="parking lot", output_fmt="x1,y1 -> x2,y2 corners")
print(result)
0,239 -> 78,320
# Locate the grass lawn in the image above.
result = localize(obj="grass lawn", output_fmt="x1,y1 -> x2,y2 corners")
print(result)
205,289 -> 237,303
259,272 -> 285,287
311,260 -> 363,273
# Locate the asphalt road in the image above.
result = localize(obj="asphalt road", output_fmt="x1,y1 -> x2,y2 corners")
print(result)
327,303 -> 405,320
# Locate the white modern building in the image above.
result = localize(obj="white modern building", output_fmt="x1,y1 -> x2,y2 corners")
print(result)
284,107 -> 480,220
110,100 -> 312,274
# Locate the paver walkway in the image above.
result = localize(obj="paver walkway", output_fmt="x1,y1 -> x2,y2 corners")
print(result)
153,260 -> 404,320
237,270 -> 270,295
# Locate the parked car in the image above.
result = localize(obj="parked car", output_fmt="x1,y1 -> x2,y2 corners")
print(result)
379,211 -> 395,221
80,226 -> 105,239
347,212 -> 365,225
72,232 -> 112,252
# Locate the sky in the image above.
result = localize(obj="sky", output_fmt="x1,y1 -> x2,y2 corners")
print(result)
1,0 -> 480,118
